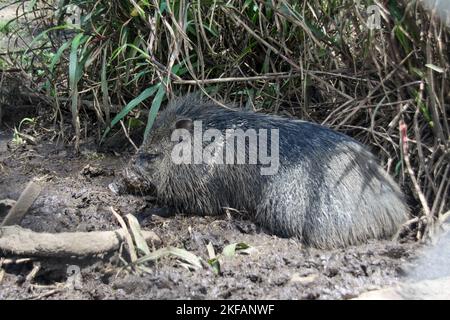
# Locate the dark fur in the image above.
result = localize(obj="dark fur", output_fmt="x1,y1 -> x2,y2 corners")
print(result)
124,96 -> 408,248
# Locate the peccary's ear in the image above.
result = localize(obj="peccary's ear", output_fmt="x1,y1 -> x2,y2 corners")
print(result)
175,118 -> 193,130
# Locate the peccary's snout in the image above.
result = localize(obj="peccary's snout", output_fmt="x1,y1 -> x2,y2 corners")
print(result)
109,153 -> 160,196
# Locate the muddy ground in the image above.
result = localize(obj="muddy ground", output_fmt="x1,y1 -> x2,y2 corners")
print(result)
0,103 -> 423,300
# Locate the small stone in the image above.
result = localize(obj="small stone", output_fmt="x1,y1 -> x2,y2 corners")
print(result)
290,273 -> 319,285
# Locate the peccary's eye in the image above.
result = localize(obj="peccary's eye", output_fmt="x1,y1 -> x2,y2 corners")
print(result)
175,118 -> 193,130
135,153 -> 160,167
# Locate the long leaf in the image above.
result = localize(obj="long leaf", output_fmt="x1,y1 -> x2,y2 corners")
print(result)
69,33 -> 85,151
69,33 -> 84,89
101,46 -> 110,125
143,83 -> 166,141
49,40 -> 71,73
101,84 -> 160,141
134,246 -> 203,270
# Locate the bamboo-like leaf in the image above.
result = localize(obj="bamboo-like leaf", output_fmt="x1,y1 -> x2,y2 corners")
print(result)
101,84 -> 160,141
126,214 -> 151,256
49,41 -> 71,73
222,243 -> 250,257
69,33 -> 87,151
69,33 -> 84,89
134,246 -> 203,270
425,64 -> 444,73
143,82 -> 166,141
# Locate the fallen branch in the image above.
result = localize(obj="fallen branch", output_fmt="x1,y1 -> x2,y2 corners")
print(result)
0,225 -> 161,257
1,179 -> 43,227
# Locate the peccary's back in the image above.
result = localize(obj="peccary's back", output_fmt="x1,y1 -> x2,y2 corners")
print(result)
257,121 -> 407,248
137,96 -> 409,248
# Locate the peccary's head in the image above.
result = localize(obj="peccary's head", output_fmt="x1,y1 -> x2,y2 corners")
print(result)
118,95 -> 266,214
120,96 -> 203,196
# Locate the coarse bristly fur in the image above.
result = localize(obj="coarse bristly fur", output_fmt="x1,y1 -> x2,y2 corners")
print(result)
124,95 -> 409,249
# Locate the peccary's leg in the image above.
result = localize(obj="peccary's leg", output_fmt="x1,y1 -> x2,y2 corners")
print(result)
136,207 -> 175,222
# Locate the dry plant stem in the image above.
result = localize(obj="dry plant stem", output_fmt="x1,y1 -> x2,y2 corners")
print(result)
333,50 -> 416,128
0,259 -> 4,284
25,261 -> 41,282
110,207 -> 137,262
119,120 -> 138,151
1,258 -> 34,265
401,122 -> 432,222
27,288 -> 62,300
225,8 -> 299,71
432,165 -> 450,217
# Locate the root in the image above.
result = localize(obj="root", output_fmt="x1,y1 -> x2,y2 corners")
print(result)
0,225 -> 160,257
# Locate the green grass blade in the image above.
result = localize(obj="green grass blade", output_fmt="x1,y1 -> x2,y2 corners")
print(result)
49,41 -> 71,73
101,84 -> 160,141
101,46 -> 110,125
69,33 -> 84,89
143,83 -> 166,141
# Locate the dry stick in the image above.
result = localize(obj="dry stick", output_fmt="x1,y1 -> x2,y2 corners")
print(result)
173,69 -> 368,84
426,12 -> 446,144
247,28 -> 355,101
110,207 -> 137,262
432,165 -> 450,218
0,68 -> 22,72
175,69 -> 353,101
331,50 -> 417,128
16,132 -> 37,145
173,72 -> 298,85
27,289 -> 62,300
400,121 -> 432,224
0,0 -> 22,12
172,5 -> 227,110
0,46 -> 53,56
126,214 -> 151,256
119,120 -> 138,152
101,48 -> 110,127
0,225 -> 160,257
22,92 -> 122,113
226,9 -> 300,70
437,177 -> 450,220
1,258 -> 34,265
196,0 -> 215,55
414,82 -> 437,194
393,216 -> 422,241
25,261 -> 41,282
1,179 -> 43,227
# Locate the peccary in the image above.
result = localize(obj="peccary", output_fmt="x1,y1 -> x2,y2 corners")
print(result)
121,95 -> 408,249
